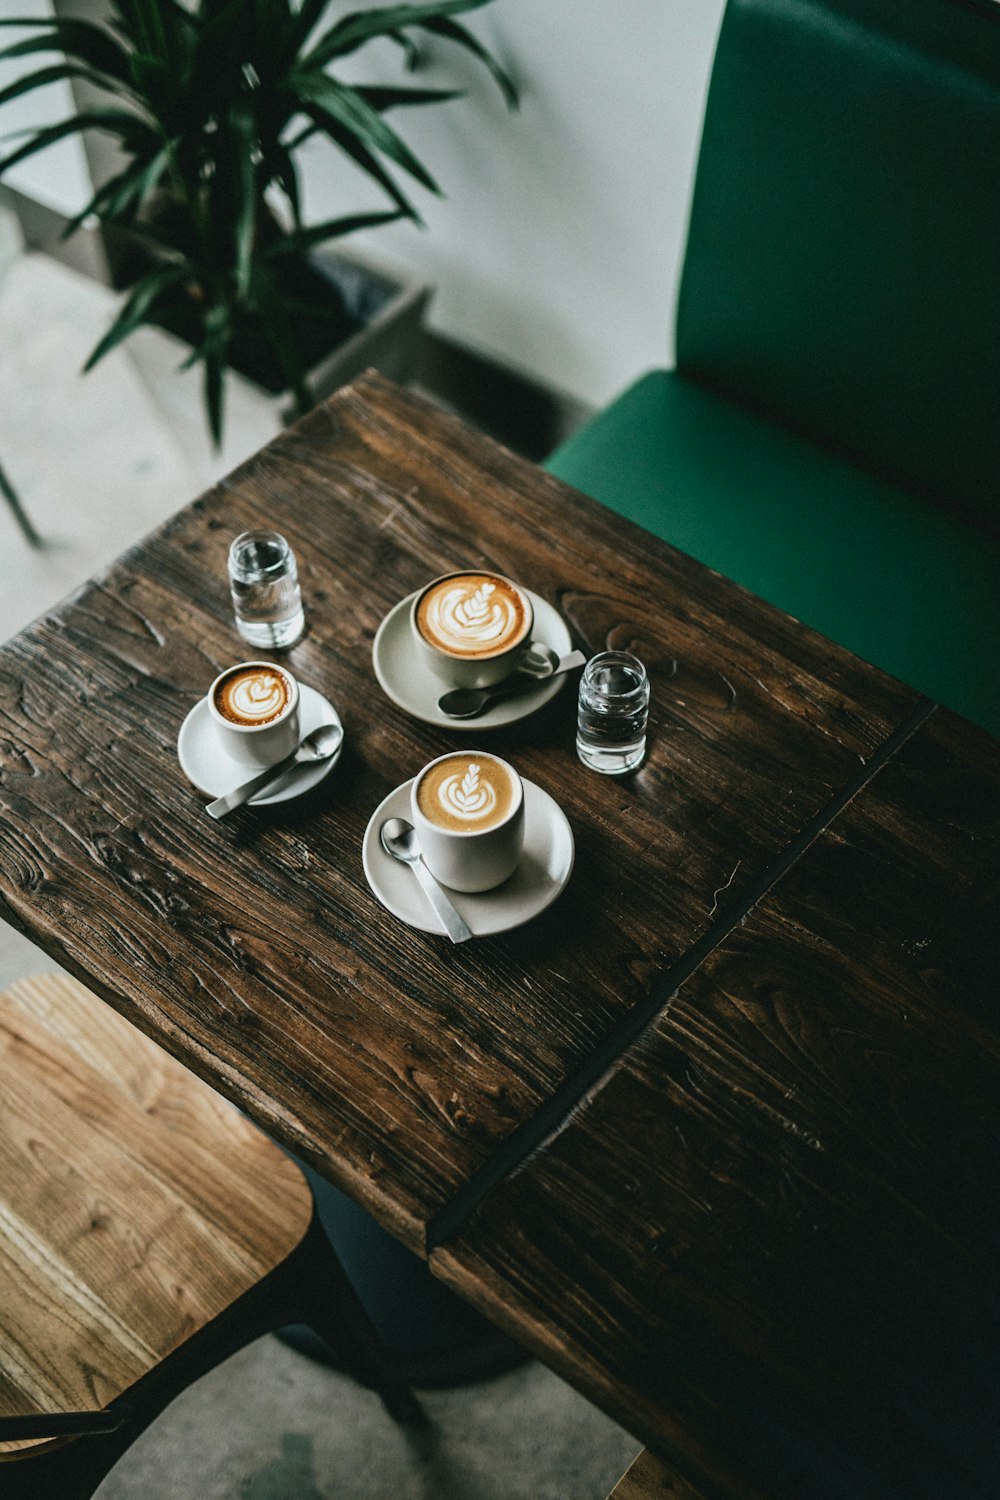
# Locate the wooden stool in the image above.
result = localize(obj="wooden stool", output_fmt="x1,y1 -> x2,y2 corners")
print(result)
608,1448 -> 707,1498
0,974 -> 421,1499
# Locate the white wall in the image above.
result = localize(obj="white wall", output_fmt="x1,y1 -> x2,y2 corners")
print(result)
297,1 -> 725,407
0,0 -> 92,215
1,0 -> 726,410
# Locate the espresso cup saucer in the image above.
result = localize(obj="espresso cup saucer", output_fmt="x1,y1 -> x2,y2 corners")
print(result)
362,777 -> 574,938
372,589 -> 574,730
177,683 -> 342,806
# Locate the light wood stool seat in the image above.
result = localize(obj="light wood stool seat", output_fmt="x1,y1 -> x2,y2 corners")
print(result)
0,974 -> 419,1496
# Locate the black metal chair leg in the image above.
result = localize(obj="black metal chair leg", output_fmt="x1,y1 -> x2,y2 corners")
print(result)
0,458 -> 42,547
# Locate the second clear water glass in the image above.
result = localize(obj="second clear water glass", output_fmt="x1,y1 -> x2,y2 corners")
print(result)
228,530 -> 305,650
576,651 -> 649,774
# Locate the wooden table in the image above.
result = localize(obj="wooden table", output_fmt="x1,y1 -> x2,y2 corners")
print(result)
0,373 -> 996,1499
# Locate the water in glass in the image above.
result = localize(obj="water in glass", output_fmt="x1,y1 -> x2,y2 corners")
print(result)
576,651 -> 649,774
228,530 -> 304,650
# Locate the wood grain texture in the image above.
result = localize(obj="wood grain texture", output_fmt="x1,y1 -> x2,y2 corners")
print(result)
0,373 -> 922,1256
433,710 -> 1000,1500
0,974 -> 311,1456
608,1449 -> 706,1500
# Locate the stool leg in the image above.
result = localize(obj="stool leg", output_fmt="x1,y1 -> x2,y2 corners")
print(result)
0,459 -> 42,548
0,1411 -> 153,1500
290,1216 -> 428,1428
1,1213 -> 424,1497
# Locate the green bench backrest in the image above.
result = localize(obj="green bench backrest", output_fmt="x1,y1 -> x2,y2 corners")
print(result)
675,0 -> 1000,526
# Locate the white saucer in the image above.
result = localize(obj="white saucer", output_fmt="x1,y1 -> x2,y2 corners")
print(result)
362,778 -> 574,937
372,589 -> 574,730
178,683 -> 343,805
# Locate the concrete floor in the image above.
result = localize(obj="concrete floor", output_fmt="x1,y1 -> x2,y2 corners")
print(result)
0,221 -> 642,1498
100,1340 -> 640,1500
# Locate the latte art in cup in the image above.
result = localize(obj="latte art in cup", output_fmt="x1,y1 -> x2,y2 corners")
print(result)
213,665 -> 292,727
416,753 -> 517,833
416,573 -> 529,659
412,750 -> 524,892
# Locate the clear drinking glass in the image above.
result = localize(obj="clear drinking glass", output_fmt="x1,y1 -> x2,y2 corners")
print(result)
576,650 -> 650,774
228,530 -> 304,650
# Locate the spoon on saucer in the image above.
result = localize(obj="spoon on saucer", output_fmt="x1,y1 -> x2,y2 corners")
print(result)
379,818 -> 473,943
438,649 -> 586,719
206,721 -> 343,819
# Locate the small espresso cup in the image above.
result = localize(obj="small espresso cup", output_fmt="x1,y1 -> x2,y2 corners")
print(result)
411,570 -> 535,689
411,750 -> 525,893
207,661 -> 300,768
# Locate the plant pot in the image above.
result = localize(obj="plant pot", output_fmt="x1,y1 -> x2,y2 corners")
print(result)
122,248 -> 431,472
284,247 -> 430,420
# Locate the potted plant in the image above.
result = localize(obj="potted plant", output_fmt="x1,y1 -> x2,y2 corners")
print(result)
0,0 -> 516,445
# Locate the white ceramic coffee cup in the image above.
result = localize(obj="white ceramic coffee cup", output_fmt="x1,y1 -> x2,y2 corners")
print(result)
411,751 -> 525,893
207,661 -> 300,768
411,570 -> 535,689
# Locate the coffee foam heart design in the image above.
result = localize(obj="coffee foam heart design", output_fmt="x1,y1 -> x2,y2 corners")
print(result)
215,666 -> 290,725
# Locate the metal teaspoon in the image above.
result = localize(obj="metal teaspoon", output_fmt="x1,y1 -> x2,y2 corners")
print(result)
438,649 -> 586,719
379,817 -> 473,943
206,721 -> 343,819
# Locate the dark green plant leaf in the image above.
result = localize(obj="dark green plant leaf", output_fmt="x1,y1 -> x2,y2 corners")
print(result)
198,0 -> 257,50
183,8 -> 250,132
297,100 -> 422,221
422,15 -> 518,107
82,262 -> 190,370
202,343 -> 226,449
177,341 -> 202,373
0,20 -> 131,82
256,0 -> 307,54
249,0 -> 293,28
129,51 -> 175,110
263,141 -> 302,227
288,0 -> 335,52
0,108 -> 157,178
308,0 -> 491,65
355,85 -> 463,111
112,0 -> 196,57
62,140 -> 176,236
111,0 -> 166,59
291,72 -> 440,193
0,63 -> 125,112
264,206 -> 406,255
250,267 -> 312,416
177,296 -> 234,380
229,102 -> 258,298
386,29 -> 423,70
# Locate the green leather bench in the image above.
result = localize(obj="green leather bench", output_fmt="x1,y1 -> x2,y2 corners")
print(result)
548,0 -> 1000,737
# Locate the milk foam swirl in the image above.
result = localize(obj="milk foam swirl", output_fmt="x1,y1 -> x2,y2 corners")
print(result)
421,578 -> 523,655
216,668 -> 289,724
436,762 -> 497,824
416,752 -> 516,834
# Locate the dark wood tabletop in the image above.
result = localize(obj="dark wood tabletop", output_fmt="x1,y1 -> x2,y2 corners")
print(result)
435,709 -> 1000,1500
1,373 -> 996,1498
